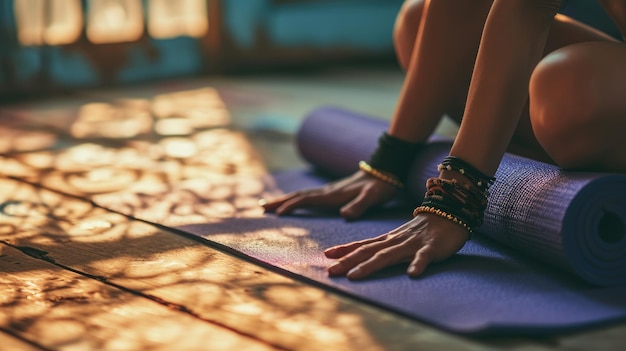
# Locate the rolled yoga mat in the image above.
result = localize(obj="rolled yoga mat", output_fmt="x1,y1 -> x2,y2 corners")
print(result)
296,107 -> 626,287
180,106 -> 626,335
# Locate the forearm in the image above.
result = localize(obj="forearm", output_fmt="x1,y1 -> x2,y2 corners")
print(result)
450,0 -> 562,175
389,0 -> 492,142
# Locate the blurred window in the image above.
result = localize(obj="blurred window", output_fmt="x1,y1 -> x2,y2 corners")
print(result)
13,0 -> 209,46
86,0 -> 144,44
148,0 -> 209,39
14,0 -> 83,46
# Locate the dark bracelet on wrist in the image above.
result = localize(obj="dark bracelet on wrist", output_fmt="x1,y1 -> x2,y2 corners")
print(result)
415,157 -> 497,235
368,132 -> 423,183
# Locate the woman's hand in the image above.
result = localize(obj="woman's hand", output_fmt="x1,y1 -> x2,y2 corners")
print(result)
324,213 -> 470,279
260,171 -> 398,220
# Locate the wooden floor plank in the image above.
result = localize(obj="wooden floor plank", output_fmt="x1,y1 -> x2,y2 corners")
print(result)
0,331 -> 43,351
1,244 -> 278,351
0,179 -> 503,351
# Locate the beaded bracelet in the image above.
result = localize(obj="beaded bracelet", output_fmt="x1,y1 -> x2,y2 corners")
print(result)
359,161 -> 405,188
421,178 -> 484,229
416,157 -> 495,235
413,205 -> 473,234
414,175 -> 492,235
423,177 -> 488,219
437,156 -> 495,191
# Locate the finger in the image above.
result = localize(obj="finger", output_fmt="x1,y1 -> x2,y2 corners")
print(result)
346,245 -> 412,280
326,237 -> 393,276
259,192 -> 302,212
323,233 -> 388,258
274,192 -> 328,215
407,246 -> 436,278
275,189 -> 354,215
339,187 -> 383,220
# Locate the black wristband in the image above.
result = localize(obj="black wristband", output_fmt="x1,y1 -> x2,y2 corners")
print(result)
368,132 -> 422,183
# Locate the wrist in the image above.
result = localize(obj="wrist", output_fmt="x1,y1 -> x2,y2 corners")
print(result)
368,132 -> 422,183
416,156 -> 496,235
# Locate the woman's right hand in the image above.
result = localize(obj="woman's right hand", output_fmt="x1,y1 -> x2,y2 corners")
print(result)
260,171 -> 398,220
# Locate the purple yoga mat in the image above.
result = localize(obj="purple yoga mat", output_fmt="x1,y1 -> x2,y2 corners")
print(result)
180,107 -> 626,335
296,107 -> 626,287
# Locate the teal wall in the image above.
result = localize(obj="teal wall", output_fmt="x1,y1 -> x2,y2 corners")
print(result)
1,0 -> 620,92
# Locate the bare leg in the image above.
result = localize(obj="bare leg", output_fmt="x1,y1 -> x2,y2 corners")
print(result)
511,15 -> 618,163
530,41 -> 626,173
389,0 -> 493,143
392,1 -> 616,163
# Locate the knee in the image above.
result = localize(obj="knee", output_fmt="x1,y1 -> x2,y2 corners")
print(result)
530,46 -> 597,132
393,0 -> 424,69
529,45 -> 600,167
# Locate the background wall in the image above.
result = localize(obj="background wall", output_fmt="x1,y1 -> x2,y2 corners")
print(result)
0,0 -> 620,97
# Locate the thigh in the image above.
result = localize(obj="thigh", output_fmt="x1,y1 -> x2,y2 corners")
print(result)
529,41 -> 626,173
505,14 -> 619,163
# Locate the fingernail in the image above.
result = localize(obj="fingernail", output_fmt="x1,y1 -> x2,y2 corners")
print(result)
408,265 -> 422,278
328,263 -> 342,275
257,199 -> 267,207
340,210 -> 357,221
347,266 -> 362,279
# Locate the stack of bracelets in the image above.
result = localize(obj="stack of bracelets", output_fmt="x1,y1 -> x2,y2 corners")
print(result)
358,132 -> 423,189
359,133 -> 495,235
414,156 -> 496,235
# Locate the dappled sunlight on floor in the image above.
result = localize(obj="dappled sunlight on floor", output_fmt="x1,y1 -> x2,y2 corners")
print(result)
0,177 -> 439,351
0,86 -> 273,227
0,248 -> 275,351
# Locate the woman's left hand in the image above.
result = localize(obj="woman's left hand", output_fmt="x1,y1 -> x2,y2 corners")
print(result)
324,213 -> 471,280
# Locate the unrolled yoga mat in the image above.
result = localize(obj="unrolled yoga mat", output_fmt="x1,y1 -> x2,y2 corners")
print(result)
179,107 -> 626,335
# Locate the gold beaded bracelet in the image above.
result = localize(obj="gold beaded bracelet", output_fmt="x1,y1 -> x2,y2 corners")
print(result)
413,205 -> 473,234
358,161 -> 405,188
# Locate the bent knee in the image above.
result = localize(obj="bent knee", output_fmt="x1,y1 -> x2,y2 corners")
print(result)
529,45 -> 602,134
529,45 -> 603,167
394,0 -> 424,69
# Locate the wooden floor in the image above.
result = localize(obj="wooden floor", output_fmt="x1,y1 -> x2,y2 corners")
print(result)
1,66 -> 625,351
